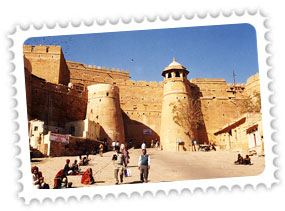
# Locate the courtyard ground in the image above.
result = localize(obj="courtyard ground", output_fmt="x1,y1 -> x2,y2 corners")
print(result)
31,148 -> 265,188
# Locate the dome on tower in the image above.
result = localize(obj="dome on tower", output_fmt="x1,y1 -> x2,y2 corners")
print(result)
162,58 -> 189,77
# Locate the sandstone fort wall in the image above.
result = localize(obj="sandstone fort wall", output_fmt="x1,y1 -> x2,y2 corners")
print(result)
24,45 -> 260,150
23,45 -> 70,85
26,71 -> 87,127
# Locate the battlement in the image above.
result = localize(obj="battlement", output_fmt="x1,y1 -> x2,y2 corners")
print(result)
31,74 -> 86,98
122,80 -> 164,88
66,60 -> 129,75
227,83 -> 246,88
23,45 -> 62,54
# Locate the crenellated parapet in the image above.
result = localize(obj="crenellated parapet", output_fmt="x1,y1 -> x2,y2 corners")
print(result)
23,45 -> 62,54
67,60 -> 130,75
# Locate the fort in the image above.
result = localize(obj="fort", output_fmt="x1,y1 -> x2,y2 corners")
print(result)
24,45 -> 262,156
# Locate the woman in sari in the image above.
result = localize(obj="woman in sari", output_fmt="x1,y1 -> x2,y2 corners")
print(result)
54,169 -> 72,188
81,168 -> 95,185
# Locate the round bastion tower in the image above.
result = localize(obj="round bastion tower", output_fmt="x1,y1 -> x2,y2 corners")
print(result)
86,84 -> 125,149
160,58 -> 193,151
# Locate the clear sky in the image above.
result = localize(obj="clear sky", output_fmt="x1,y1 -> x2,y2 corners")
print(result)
24,23 -> 259,84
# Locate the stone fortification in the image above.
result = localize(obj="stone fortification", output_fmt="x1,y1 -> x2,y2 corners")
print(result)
25,69 -> 87,128
66,60 -> 129,87
24,44 -> 261,153
23,45 -> 70,85
160,59 -> 195,151
117,80 -> 163,147
86,84 -> 125,148
245,73 -> 260,96
190,78 -> 246,139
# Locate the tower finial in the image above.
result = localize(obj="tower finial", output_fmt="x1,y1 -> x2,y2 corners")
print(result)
173,57 -> 176,62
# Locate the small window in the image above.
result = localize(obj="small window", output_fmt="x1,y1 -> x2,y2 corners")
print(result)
168,73 -> 171,78
46,47 -> 49,53
99,99 -> 101,102
31,46 -> 35,51
175,71 -> 180,77
106,92 -> 109,96
34,126 -> 38,131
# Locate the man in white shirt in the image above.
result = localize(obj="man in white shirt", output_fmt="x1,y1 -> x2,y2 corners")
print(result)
112,141 -> 116,151
141,141 -> 146,149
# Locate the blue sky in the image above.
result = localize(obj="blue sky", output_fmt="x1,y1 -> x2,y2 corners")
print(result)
24,23 -> 259,83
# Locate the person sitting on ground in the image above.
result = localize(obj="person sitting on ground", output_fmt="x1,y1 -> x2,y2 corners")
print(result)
234,154 -> 244,165
71,160 -> 80,175
53,169 -> 72,189
82,156 -> 90,166
81,168 -> 95,185
243,155 -> 251,165
31,166 -> 49,189
64,159 -> 73,176
78,155 -> 83,165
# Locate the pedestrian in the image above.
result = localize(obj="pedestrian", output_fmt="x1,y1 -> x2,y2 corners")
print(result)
151,139 -> 154,148
141,141 -> 146,149
120,143 -> 130,167
112,146 -> 126,185
192,140 -> 197,152
99,143 -> 104,157
115,140 -> 120,147
155,140 -> 159,150
112,141 -> 116,151
138,149 -> 150,183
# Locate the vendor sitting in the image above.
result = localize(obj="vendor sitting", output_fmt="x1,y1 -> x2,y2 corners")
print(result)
234,154 -> 244,165
243,155 -> 251,165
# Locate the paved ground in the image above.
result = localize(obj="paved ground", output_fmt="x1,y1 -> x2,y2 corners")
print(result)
31,148 -> 265,188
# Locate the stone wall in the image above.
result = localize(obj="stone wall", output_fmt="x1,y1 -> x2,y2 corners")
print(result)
23,45 -> 70,85
48,136 -> 101,157
66,60 -> 129,86
86,84 -> 125,148
117,81 -> 163,147
26,72 -> 87,127
190,78 -> 246,140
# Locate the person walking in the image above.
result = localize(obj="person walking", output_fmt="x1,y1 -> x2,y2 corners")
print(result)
141,141 -> 146,149
112,146 -> 126,185
112,141 -> 116,151
99,143 -> 104,157
192,139 -> 197,152
138,149 -> 150,183
120,143 -> 130,167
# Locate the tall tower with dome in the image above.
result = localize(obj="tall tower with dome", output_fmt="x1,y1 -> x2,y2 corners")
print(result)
160,58 -> 193,151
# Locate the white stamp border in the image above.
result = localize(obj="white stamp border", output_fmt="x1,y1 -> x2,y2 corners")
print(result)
9,11 -> 277,204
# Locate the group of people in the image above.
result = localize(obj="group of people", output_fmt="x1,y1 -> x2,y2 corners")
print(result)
150,139 -> 160,149
32,140 -> 152,188
112,142 -> 150,185
234,153 -> 252,165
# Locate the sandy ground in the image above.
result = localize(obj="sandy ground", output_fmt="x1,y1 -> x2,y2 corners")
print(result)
31,148 -> 265,188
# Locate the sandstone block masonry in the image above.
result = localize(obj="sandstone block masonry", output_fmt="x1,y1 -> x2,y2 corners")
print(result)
24,45 -> 260,151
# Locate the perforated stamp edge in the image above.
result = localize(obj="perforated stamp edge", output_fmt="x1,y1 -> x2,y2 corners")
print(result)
8,10 -> 277,204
